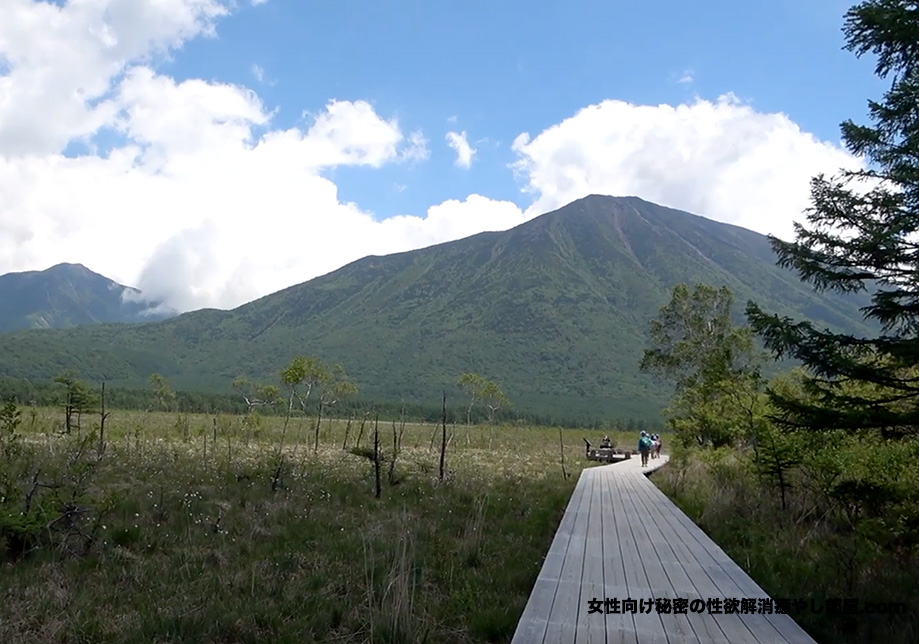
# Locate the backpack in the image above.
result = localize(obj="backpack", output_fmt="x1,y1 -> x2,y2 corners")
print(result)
639,436 -> 652,450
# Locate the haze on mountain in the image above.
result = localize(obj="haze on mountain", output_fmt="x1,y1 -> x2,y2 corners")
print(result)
0,262 -> 173,333
0,195 -> 872,423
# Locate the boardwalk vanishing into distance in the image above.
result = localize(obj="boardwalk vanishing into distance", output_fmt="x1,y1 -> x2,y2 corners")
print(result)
511,455 -> 819,644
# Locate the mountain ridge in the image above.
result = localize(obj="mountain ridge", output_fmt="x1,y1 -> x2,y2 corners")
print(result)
0,195 -> 873,423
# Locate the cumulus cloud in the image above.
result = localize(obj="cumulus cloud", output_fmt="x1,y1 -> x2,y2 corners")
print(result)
510,93 -> 864,242
446,130 -> 476,168
0,1 -> 865,315
0,0 -> 230,156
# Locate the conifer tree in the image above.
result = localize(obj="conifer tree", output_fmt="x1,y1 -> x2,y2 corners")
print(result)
746,0 -> 919,437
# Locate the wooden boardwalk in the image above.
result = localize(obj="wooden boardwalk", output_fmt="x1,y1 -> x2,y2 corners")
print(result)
511,455 -> 819,644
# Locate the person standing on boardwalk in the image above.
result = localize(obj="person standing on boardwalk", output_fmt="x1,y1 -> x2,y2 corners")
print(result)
637,431 -> 652,467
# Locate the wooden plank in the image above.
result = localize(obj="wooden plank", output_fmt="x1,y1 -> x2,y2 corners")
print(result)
632,472 -> 817,644
599,467 -> 639,644
577,468 -> 607,643
511,454 -> 819,644
627,472 -> 748,644
543,469 -> 594,643
616,471 -> 702,644
639,479 -> 818,644
511,466 -> 590,644
610,471 -> 669,644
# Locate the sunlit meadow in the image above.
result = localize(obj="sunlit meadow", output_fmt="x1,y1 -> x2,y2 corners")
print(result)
0,405 -> 640,644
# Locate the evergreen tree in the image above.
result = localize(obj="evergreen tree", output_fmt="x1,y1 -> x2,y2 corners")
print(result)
746,0 -> 919,437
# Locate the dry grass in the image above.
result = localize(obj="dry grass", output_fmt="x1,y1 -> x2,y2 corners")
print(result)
0,407 -> 640,643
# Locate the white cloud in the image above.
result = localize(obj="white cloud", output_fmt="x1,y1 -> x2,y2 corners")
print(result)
510,93 -> 863,242
446,130 -> 476,168
0,0 -> 230,156
678,69 -> 694,84
251,63 -> 264,82
401,130 -> 430,163
0,1 -> 865,315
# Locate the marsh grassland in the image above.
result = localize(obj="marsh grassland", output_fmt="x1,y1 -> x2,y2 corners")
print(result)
0,406 -> 637,644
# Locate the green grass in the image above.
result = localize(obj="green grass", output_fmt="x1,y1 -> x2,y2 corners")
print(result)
652,445 -> 919,644
0,407 -> 639,643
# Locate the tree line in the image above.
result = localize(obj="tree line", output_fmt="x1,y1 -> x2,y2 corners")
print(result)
0,366 -> 662,431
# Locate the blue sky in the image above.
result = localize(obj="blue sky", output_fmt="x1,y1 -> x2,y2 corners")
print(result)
164,0 -> 880,220
0,0 -> 882,311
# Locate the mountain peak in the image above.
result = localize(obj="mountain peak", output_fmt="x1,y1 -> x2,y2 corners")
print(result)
0,263 -> 172,332
44,262 -> 113,281
48,262 -> 91,272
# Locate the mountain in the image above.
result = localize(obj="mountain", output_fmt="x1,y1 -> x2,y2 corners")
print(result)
0,196 -> 873,423
0,263 -> 172,332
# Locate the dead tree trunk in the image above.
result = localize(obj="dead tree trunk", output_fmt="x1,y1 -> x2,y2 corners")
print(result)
313,401 -> 324,453
98,381 -> 110,459
342,414 -> 354,450
439,391 -> 447,482
398,399 -> 406,451
558,426 -> 568,480
356,412 -> 368,449
63,392 -> 73,434
373,414 -> 381,499
388,419 -> 399,485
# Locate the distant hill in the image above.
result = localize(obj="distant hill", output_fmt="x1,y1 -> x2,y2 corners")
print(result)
0,263 -> 173,332
0,196 -> 873,424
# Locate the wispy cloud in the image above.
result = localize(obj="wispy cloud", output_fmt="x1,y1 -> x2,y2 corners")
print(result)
251,64 -> 264,83
446,131 -> 476,169
678,69 -> 694,84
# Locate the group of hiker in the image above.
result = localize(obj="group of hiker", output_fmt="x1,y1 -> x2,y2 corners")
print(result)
637,430 -> 661,467
598,431 -> 662,466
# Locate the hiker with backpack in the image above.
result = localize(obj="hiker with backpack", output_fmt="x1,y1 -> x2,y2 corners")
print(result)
637,431 -> 653,467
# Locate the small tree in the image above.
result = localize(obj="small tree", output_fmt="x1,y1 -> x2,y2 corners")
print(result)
232,377 -> 281,414
53,372 -> 96,433
640,283 -> 763,446
458,373 -> 509,423
480,380 -> 509,423
314,365 -> 358,453
148,373 -> 176,413
0,398 -> 22,460
281,356 -> 328,414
